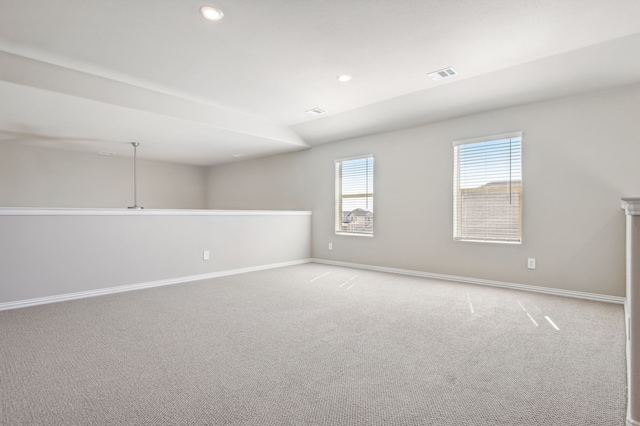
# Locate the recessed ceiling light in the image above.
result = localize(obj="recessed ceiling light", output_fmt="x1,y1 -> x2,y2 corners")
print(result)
98,151 -> 116,156
232,154 -> 246,158
337,74 -> 352,83
306,107 -> 327,115
200,6 -> 224,21
428,67 -> 458,81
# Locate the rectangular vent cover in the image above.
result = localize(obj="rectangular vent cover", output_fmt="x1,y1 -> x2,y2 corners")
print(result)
306,107 -> 327,115
428,67 -> 458,81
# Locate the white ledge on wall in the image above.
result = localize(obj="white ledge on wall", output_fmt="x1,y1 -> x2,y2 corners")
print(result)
0,208 -> 312,216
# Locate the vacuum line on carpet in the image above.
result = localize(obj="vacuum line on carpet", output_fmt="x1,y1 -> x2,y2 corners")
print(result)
339,276 -> 357,288
310,271 -> 331,282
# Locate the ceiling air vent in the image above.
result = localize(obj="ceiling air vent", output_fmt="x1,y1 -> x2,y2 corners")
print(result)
428,67 -> 458,81
306,107 -> 327,115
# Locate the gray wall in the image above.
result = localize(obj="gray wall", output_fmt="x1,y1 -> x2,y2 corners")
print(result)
0,212 -> 311,304
0,144 -> 207,209
207,84 -> 640,297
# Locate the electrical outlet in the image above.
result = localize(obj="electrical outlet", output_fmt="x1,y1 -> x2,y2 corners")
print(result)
328,243 -> 333,251
527,258 -> 536,269
203,250 -> 210,261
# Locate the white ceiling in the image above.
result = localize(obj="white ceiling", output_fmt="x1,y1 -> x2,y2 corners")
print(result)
1,0 -> 639,165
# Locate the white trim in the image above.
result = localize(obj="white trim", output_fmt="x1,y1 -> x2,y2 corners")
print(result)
310,258 -> 625,304
2,257 -> 624,308
0,208 -> 312,216
621,198 -> 640,216
0,259 -> 312,311
452,134 -> 523,244
334,153 -> 374,163
626,301 -> 633,426
452,131 -> 522,147
334,155 -> 374,236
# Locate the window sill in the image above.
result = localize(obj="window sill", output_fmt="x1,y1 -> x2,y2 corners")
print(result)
336,232 -> 374,237
454,238 -> 521,245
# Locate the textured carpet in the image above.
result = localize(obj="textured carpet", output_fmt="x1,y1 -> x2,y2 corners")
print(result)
0,264 -> 627,425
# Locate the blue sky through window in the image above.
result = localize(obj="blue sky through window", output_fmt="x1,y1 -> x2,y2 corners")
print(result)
341,157 -> 374,212
458,137 -> 521,189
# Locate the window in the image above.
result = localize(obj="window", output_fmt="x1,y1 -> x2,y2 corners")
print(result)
335,155 -> 374,236
453,132 -> 522,243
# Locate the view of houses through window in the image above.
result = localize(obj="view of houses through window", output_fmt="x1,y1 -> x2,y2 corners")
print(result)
333,135 -> 521,243
335,155 -> 374,235
453,133 -> 522,243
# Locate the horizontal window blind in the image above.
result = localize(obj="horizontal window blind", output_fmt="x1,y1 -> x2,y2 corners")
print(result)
453,133 -> 522,243
335,155 -> 374,235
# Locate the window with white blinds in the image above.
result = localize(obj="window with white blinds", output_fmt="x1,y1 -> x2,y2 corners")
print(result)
335,155 -> 374,236
453,132 -> 522,243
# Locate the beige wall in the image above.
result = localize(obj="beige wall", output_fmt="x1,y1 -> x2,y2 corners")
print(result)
0,144 -> 207,209
3,85 -> 638,297
207,84 -> 640,297
206,149 -> 313,211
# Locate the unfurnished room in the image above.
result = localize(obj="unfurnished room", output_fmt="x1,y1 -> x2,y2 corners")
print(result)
1,1 -> 640,425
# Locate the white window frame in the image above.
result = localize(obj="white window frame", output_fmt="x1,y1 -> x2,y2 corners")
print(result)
453,132 -> 522,244
335,154 -> 374,237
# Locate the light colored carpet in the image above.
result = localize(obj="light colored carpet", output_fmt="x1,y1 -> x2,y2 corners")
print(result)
0,264 -> 627,425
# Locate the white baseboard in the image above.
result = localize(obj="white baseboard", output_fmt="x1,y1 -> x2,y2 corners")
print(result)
311,258 -> 626,304
0,259 -> 313,312
1,257 -> 625,310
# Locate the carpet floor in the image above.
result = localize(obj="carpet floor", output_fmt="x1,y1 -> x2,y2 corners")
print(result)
0,264 -> 628,425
